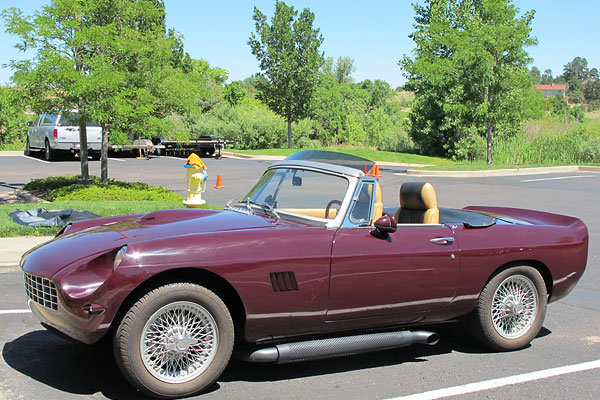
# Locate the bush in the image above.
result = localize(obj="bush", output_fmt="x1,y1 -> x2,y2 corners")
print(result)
495,122 -> 600,165
24,175 -> 182,202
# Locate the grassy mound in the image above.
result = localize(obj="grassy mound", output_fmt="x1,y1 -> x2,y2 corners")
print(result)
23,175 -> 183,202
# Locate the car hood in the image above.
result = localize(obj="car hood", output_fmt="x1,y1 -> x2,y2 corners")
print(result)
22,209 -> 275,276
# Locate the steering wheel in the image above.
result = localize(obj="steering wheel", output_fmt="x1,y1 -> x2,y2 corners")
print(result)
325,200 -> 343,219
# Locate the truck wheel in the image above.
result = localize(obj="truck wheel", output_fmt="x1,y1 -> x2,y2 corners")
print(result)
91,152 -> 101,161
44,139 -> 56,161
114,283 -> 234,399
469,266 -> 547,351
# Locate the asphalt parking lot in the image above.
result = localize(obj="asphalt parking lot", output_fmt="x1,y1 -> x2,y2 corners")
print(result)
1,152 -> 599,399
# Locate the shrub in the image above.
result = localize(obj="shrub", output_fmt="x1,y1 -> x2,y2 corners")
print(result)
24,175 -> 182,202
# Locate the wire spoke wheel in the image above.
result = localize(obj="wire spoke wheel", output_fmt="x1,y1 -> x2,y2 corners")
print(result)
491,275 -> 538,339
141,301 -> 219,384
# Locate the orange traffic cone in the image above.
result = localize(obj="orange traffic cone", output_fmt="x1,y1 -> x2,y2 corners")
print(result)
367,166 -> 374,176
214,174 -> 225,189
363,165 -> 368,175
373,165 -> 382,177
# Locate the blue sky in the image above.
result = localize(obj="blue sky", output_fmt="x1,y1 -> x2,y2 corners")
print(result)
1,1 -> 599,88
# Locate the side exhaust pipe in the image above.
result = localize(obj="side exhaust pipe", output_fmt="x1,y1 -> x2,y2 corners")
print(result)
237,330 -> 439,364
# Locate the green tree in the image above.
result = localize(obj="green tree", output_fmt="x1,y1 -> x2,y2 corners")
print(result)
3,0 -> 200,183
322,56 -> 356,84
248,1 -> 324,148
400,0 -> 536,164
585,79 -> 600,102
541,69 -> 553,84
563,57 -> 589,83
223,81 -> 247,106
0,84 -> 28,145
590,68 -> 599,80
530,66 -> 541,84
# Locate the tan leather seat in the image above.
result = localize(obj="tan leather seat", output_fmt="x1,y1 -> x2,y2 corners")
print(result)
394,182 -> 439,224
372,182 -> 383,223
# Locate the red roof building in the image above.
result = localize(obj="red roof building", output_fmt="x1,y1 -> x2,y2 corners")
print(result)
536,84 -> 568,101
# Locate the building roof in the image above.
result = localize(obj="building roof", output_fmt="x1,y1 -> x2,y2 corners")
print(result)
536,84 -> 567,91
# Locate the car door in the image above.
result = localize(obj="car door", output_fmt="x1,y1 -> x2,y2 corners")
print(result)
326,186 -> 460,322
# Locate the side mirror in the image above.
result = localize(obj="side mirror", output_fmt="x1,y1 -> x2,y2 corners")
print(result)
27,121 -> 33,127
370,214 -> 397,238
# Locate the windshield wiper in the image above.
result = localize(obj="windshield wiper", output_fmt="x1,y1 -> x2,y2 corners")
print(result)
225,199 -> 254,215
241,198 -> 280,221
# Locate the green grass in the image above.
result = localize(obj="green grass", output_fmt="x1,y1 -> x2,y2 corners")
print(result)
229,147 -> 456,166
0,141 -> 25,151
413,163 -> 593,171
1,175 -> 219,237
0,200 -> 199,237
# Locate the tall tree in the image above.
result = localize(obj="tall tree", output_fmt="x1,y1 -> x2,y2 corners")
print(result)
530,66 -> 541,84
322,56 -> 356,85
400,0 -> 536,164
541,69 -> 553,84
0,85 -> 28,145
3,0 -> 199,183
248,1 -> 324,148
563,57 -> 589,84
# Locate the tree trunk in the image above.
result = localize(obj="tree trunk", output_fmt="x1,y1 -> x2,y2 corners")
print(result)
101,123 -> 109,184
287,119 -> 292,148
78,116 -> 90,181
486,118 -> 493,165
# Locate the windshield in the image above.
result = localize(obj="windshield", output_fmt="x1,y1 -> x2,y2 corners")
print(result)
58,112 -> 100,127
242,168 -> 349,219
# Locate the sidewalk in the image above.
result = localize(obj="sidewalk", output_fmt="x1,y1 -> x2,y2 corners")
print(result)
0,236 -> 54,266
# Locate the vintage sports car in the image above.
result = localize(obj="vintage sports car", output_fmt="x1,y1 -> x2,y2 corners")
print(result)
21,151 -> 588,398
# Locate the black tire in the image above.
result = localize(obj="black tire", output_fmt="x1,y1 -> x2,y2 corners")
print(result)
91,152 -> 101,161
114,283 -> 234,399
24,138 -> 31,156
469,266 -> 547,351
44,139 -> 56,161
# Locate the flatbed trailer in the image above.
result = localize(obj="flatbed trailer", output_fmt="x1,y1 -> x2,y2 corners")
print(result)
152,136 -> 234,159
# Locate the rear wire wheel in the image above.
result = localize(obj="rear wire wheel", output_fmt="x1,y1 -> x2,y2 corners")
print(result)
114,283 -> 234,399
469,266 -> 547,351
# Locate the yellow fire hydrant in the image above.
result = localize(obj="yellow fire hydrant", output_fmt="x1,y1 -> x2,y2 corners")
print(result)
183,153 -> 208,208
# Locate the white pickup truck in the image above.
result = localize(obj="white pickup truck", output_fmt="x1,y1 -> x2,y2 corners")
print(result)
25,112 -> 102,161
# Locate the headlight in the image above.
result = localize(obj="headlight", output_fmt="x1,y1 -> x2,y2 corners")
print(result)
113,245 -> 128,271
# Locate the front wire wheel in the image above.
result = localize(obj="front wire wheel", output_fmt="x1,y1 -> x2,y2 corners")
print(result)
141,301 -> 218,384
114,283 -> 234,399
469,266 -> 547,351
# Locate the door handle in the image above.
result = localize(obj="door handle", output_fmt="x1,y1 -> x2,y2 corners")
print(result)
430,237 -> 454,246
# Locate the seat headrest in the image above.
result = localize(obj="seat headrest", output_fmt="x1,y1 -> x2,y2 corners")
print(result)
400,182 -> 438,210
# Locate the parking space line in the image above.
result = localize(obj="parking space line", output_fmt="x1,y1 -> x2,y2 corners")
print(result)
387,359 -> 600,400
521,175 -> 594,183
108,158 -> 127,162
0,309 -> 31,315
21,155 -> 50,164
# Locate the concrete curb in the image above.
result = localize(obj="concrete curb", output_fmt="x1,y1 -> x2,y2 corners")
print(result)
403,165 -> 600,178
0,151 -> 23,156
0,236 -> 54,266
221,152 -> 285,161
14,189 -> 49,203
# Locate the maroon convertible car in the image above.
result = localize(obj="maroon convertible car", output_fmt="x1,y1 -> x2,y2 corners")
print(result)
21,151 -> 588,398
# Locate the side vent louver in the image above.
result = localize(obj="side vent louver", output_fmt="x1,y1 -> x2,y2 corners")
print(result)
270,271 -> 299,292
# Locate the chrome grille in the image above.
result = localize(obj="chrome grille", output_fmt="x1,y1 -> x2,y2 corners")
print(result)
24,272 -> 58,311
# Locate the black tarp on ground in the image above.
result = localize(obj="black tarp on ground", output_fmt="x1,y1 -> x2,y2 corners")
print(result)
9,208 -> 100,227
